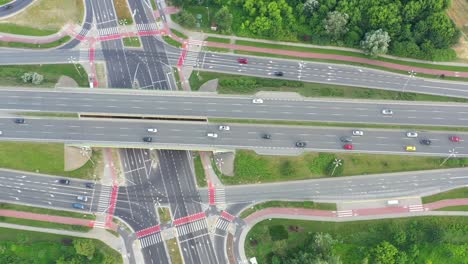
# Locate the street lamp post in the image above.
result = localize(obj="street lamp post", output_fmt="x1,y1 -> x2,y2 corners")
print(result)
331,158 -> 342,177
440,148 -> 458,166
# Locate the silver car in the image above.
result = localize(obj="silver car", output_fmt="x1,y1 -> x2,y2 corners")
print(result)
381,109 -> 393,115
352,130 -> 364,136
76,196 -> 88,202
406,132 -> 418,138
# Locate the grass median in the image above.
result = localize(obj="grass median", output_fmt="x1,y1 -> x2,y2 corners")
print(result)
0,216 -> 91,232
239,201 -> 337,219
422,187 -> 468,204
206,36 -> 230,43
214,150 -> 468,185
171,29 -> 188,40
16,112 -> 78,118
0,36 -> 72,49
123,37 -> 141,47
163,35 -> 182,48
158,207 -> 171,223
0,142 -> 101,179
113,0 -> 133,24
193,153 -> 207,187
167,238 -> 183,264
190,71 -> 468,102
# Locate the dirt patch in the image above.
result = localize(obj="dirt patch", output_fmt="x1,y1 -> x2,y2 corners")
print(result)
199,78 -> 218,92
95,63 -> 108,88
55,75 -> 78,88
447,0 -> 468,59
64,146 -> 90,171
1,0 -> 84,31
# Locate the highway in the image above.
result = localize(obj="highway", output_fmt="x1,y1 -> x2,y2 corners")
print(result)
1,117 -> 467,157
0,0 -> 34,18
2,88 -> 468,127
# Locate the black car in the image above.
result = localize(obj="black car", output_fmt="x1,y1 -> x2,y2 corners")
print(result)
143,137 -> 152,142
59,179 -> 70,185
14,118 -> 25,124
296,141 -> 307,148
273,71 -> 284,76
262,134 -> 272,139
340,136 -> 352,143
420,139 -> 432,145
85,182 -> 94,188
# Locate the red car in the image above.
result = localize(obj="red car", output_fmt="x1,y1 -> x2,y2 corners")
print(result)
449,136 -> 461,142
343,144 -> 353,150
237,58 -> 248,64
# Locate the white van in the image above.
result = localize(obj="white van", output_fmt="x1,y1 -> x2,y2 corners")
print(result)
387,200 -> 399,205
207,133 -> 218,138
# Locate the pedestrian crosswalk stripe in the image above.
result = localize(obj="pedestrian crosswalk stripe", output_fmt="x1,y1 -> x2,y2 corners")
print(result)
139,233 -> 163,248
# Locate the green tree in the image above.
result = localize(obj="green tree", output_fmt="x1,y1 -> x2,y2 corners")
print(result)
312,232 -> 338,259
323,11 -> 349,40
371,241 -> 398,264
214,6 -> 233,33
175,10 -> 196,28
361,29 -> 391,57
73,239 -> 96,260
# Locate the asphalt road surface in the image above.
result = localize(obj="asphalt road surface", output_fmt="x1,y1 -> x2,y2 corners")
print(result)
1,118 -> 467,157
0,0 -> 33,18
2,88 -> 468,127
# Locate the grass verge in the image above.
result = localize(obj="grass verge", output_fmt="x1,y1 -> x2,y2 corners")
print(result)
0,63 -> 88,87
163,35 -> 182,48
171,28 -> 188,40
235,50 -> 468,82
193,71 -> 468,102
0,23 -> 57,36
0,36 -> 71,49
113,0 -> 133,24
235,40 -> 468,72
193,153 -> 207,187
206,36 -> 230,43
205,46 -> 230,52
173,67 -> 182,90
0,142 -> 101,179
245,216 -> 468,264
0,216 -> 91,232
217,150 -> 468,185
240,201 -> 337,219
0,203 -> 95,220
123,37 -> 141,47
106,229 -> 120,237
0,227 -> 122,263
209,117 -> 468,132
422,187 -> 468,204
158,207 -> 171,223
16,112 -> 78,118
167,238 -> 183,264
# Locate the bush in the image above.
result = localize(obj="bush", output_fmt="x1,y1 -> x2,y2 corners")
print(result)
280,160 -> 295,176
21,72 -> 44,85
174,10 -> 196,28
309,153 -> 336,175
269,225 -> 289,241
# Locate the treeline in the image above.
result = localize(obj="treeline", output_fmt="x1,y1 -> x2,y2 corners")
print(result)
266,217 -> 468,263
172,0 -> 461,61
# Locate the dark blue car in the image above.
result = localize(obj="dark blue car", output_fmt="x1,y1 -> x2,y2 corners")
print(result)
72,203 -> 85,210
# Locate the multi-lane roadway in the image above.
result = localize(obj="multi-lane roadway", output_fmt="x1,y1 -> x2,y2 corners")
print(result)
2,88 -> 468,127
1,117 -> 467,157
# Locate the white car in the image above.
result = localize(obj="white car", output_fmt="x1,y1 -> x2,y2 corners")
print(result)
0,131 -> 2,135
207,133 -> 218,138
147,128 -> 158,133
76,196 -> 88,202
252,98 -> 263,104
352,130 -> 364,136
381,109 -> 393,115
406,131 -> 418,138
219,125 -> 230,131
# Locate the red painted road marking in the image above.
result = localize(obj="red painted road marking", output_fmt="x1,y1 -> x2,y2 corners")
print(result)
208,182 -> 215,205
220,211 -> 235,222
98,34 -> 122,42
177,48 -> 188,67
136,225 -> 161,238
138,30 -> 165,37
173,212 -> 206,226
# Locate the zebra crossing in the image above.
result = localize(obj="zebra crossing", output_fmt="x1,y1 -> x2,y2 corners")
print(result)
215,187 -> 226,206
408,204 -> 425,212
78,28 -> 90,38
182,50 -> 200,67
136,23 -> 158,31
98,27 -> 119,36
336,210 -> 353,217
97,185 -> 112,214
176,218 -> 207,237
93,221 -> 106,229
139,233 -> 163,248
215,217 -> 230,231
